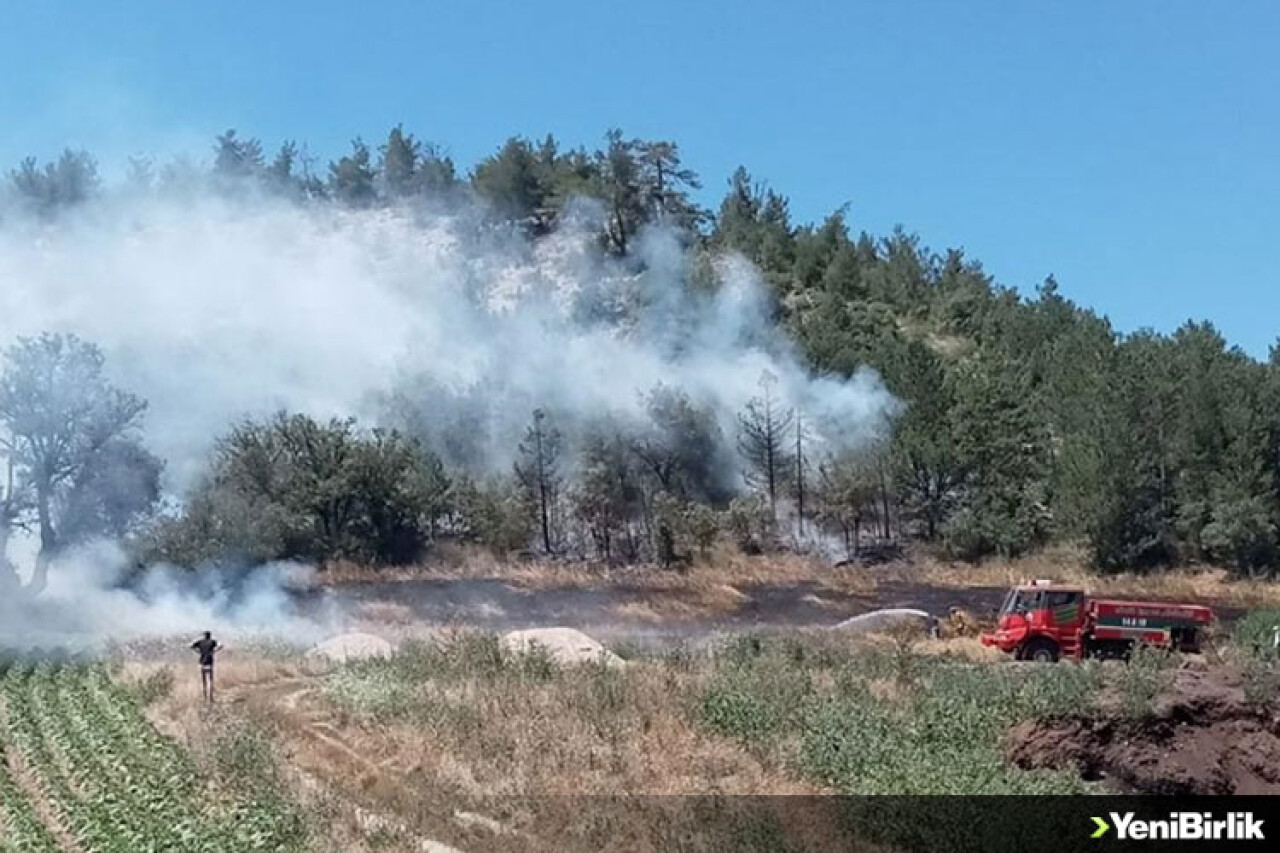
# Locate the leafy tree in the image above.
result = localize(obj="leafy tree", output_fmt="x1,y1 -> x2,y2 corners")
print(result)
571,423 -> 641,562
416,142 -> 458,196
885,340 -> 961,540
710,168 -> 795,290
0,334 -> 152,592
815,446 -> 884,558
631,384 -> 730,504
723,493 -> 773,554
265,141 -> 314,198
1087,332 -> 1179,571
351,429 -> 452,562
453,475 -> 533,555
150,414 -> 448,566
0,453 -> 30,591
55,436 -> 162,545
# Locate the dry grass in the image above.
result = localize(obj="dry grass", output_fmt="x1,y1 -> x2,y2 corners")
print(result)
898,546 -> 1280,609
321,541 -> 1280,634
118,639 -> 843,852
319,542 -> 876,596
318,650 -> 816,798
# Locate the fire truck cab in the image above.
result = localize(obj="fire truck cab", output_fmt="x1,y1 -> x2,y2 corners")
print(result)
981,580 -> 1213,662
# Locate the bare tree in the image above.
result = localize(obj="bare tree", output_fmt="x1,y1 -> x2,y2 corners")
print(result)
737,371 -> 795,520
793,410 -> 812,535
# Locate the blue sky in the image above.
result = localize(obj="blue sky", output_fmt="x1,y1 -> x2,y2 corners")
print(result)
2,1 -> 1277,355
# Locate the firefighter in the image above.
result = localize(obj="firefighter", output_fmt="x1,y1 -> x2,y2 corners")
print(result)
943,606 -> 978,638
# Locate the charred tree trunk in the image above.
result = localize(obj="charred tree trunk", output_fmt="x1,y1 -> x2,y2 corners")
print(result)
29,480 -> 55,596
795,415 -> 806,536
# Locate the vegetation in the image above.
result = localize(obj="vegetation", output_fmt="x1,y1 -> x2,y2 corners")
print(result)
310,631 -> 1110,851
697,633 -> 1100,795
0,661 -> 306,852
0,334 -> 161,593
1231,609 -> 1280,704
9,126 -> 1280,579
1116,643 -> 1176,719
321,630 -> 1099,798
144,414 -> 450,567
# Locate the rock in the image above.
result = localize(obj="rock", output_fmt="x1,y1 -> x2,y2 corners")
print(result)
500,627 -> 624,668
308,632 -> 395,662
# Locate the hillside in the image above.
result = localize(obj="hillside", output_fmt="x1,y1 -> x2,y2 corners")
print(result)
3,127 -> 1279,587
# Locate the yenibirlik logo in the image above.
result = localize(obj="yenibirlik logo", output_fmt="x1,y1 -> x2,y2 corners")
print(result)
1091,812 -> 1265,841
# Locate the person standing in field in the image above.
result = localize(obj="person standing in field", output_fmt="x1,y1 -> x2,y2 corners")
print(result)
191,631 -> 220,703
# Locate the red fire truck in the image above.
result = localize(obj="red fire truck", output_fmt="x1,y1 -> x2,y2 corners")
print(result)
980,580 -> 1214,662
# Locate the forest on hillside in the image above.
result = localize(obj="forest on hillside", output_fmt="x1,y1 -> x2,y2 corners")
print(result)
2,127 -> 1278,584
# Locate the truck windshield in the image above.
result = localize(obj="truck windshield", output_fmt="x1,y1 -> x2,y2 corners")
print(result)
999,589 -> 1041,616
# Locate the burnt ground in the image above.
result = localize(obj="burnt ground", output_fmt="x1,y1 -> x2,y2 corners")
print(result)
1006,667 -> 1280,794
300,577 -> 1010,647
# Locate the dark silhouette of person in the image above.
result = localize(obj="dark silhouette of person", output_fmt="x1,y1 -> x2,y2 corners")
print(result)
191,631 -> 220,703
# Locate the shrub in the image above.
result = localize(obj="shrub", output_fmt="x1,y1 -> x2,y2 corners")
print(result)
1119,643 -> 1175,718
699,686 -> 781,744
1232,610 -> 1280,705
1232,609 -> 1280,655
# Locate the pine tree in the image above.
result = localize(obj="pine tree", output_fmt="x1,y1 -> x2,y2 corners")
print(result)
328,139 -> 377,206
213,130 -> 264,181
514,409 -> 563,554
379,125 -> 420,199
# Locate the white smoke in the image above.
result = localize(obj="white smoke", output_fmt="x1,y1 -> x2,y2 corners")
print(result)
0,190 -> 895,487
1,540 -> 332,649
0,184 -> 897,645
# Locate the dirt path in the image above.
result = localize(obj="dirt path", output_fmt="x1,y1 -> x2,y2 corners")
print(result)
244,678 -> 391,779
214,671 -> 493,852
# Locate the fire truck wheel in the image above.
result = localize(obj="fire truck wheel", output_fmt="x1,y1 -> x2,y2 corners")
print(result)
1020,638 -> 1060,663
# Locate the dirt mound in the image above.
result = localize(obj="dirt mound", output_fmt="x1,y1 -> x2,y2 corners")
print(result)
308,632 -> 396,663
1007,669 -> 1280,794
501,627 -> 624,668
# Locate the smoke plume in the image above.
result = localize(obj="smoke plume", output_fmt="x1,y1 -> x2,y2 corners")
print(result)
0,182 -> 897,644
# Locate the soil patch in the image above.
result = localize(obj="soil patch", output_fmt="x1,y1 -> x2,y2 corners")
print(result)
1006,669 -> 1280,794
302,577 -> 1001,645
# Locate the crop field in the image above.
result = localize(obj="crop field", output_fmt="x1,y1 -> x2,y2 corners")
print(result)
0,661 -> 305,853
2,608 -> 1278,852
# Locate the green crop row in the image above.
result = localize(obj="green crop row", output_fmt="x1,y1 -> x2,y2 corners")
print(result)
0,662 -> 306,853
0,724 -> 62,853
